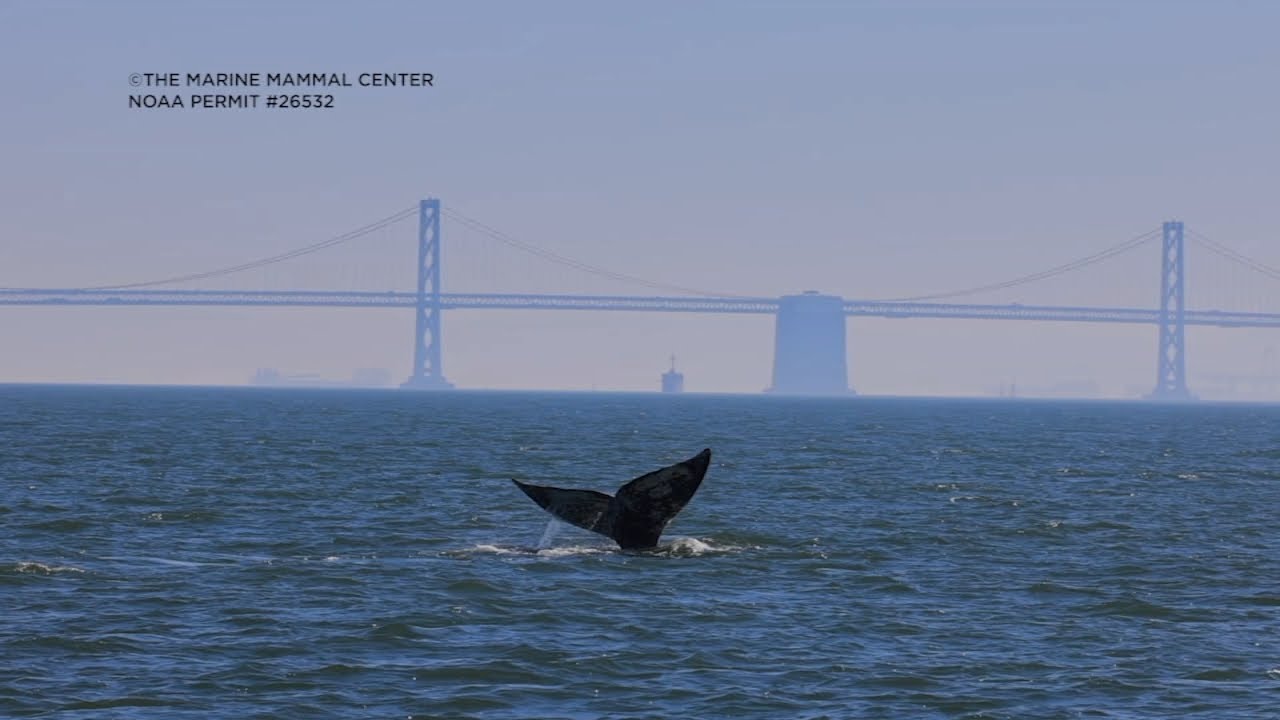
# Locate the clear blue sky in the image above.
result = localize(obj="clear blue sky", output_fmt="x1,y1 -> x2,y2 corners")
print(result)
2,0 -> 1278,396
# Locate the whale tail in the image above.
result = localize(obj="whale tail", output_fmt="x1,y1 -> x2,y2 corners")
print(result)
512,448 -> 712,550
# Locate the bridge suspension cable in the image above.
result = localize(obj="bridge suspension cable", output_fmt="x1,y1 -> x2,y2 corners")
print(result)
442,207 -> 745,298
874,227 -> 1162,302
1187,229 -> 1280,282
57,201 -> 744,297
76,206 -> 418,291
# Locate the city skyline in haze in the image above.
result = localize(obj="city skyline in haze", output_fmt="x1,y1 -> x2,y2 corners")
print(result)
2,1 -> 1279,398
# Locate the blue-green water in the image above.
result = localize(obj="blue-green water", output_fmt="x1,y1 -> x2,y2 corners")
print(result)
3,385 -> 1279,718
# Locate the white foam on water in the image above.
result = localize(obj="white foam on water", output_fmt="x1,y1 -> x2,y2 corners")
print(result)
532,544 -> 612,558
656,536 -> 749,557
454,536 -> 749,559
460,543 -> 611,558
12,561 -> 86,574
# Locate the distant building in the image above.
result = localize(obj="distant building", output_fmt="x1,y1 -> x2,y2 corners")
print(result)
661,356 -> 684,393
253,368 -> 283,385
351,368 -> 392,387
251,368 -> 392,388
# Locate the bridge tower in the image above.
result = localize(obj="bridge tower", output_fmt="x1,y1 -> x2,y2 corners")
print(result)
1149,220 -> 1193,400
402,198 -> 454,390
767,291 -> 853,395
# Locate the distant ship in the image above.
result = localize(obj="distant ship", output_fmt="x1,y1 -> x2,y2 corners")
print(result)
661,356 -> 684,393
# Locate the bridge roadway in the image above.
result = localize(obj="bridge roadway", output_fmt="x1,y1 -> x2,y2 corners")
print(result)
3,288 -> 1279,328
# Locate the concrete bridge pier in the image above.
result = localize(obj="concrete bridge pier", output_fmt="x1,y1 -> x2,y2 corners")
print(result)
767,291 -> 853,395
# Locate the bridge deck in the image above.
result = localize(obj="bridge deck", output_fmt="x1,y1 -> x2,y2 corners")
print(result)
1,289 -> 1278,327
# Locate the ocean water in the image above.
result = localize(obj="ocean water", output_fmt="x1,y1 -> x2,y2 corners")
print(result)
2,385 -> 1278,719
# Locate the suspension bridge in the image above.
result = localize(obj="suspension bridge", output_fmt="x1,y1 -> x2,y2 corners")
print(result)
3,198 -> 1279,398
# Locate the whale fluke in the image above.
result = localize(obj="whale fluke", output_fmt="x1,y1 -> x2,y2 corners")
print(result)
512,448 -> 712,550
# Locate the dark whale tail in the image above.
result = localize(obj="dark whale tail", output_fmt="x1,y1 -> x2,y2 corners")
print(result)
512,448 -> 712,550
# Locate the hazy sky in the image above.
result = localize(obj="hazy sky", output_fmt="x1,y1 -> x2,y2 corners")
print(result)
2,0 -> 1279,397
